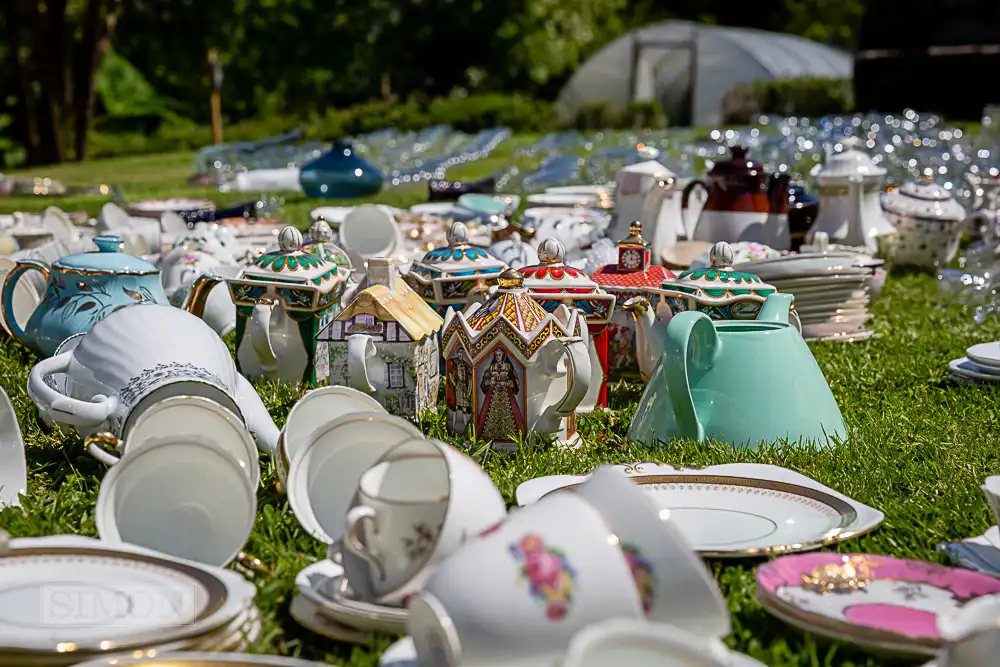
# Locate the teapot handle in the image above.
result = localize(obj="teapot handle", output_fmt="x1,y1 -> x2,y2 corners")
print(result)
547,335 -> 593,417
662,311 -> 720,443
27,352 -> 119,427
249,300 -> 280,379
2,259 -> 49,345
347,334 -> 378,394
680,179 -> 708,238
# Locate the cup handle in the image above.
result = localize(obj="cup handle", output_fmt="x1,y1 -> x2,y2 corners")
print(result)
249,300 -> 280,378
344,505 -> 387,583
662,311 -> 720,443
347,334 -> 378,394
85,432 -> 123,465
27,352 -> 119,427
1,259 -> 50,345
548,336 -> 593,416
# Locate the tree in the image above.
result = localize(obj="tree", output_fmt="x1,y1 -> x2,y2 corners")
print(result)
0,0 -> 122,165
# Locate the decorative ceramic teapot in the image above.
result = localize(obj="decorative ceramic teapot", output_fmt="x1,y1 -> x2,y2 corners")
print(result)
629,293 -> 846,449
1,235 -> 169,358
441,269 -> 593,449
184,226 -> 349,385
520,238 -> 616,410
682,146 -> 791,250
625,242 -> 778,381
881,175 -> 976,268
404,221 -> 509,314
304,218 -> 353,272
807,137 -> 896,254
611,160 -> 683,259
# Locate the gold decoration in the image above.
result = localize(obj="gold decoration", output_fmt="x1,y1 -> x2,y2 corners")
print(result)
496,269 -> 524,290
801,555 -> 878,595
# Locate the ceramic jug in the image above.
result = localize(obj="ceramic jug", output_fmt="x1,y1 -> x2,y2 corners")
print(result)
298,140 -> 383,199
682,146 -> 791,250
1,235 -> 169,358
610,160 -> 684,260
628,293 -> 846,449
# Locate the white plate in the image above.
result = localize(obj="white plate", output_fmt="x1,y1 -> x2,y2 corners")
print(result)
526,193 -> 603,208
949,358 -> 1000,382
544,185 -> 614,196
286,412 -> 423,543
0,539 -> 251,653
803,328 -> 878,344
296,560 -> 407,635
769,275 -> 869,290
793,300 -> 869,316
966,342 -> 1000,370
289,594 -> 372,645
514,462 -> 884,557
519,207 -> 608,226
796,311 -> 868,327
0,387 -> 26,509
282,386 -> 386,467
74,649 -> 327,667
127,198 -> 215,214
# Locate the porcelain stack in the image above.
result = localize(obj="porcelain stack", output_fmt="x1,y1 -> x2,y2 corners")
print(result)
949,342 -> 1000,384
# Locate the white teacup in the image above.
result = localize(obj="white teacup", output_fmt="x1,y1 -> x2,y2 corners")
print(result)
96,434 -> 256,566
981,476 -> 1000,526
342,437 -> 507,606
409,491 -> 644,667
340,204 -> 402,267
563,619 -> 735,667
85,395 -> 260,486
572,467 -> 730,638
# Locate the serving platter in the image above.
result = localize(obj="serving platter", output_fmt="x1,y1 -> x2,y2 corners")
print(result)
756,553 -> 1000,656
515,463 -> 884,557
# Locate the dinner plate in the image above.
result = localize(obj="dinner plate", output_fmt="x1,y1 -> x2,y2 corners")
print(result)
0,387 -> 26,509
966,342 -> 1000,370
769,275 -> 870,290
793,300 -> 869,316
544,184 -> 614,196
515,463 -> 884,557
0,541 -> 251,654
949,358 -> 1000,382
289,594 -> 372,645
296,560 -> 407,635
803,328 -> 878,344
525,193 -> 604,208
73,650 -> 329,667
127,198 -> 215,215
756,553 -> 1000,656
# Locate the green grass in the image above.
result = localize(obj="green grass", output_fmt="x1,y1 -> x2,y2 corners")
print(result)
3,147 -> 1000,666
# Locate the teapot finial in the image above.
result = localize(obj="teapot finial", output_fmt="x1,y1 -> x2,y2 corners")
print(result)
309,219 -> 334,244
537,238 -> 565,264
709,242 -> 735,269
497,268 -> 524,290
841,136 -> 861,151
93,235 -> 124,253
446,221 -> 469,246
278,226 -> 304,252
814,231 -> 830,254
622,221 -> 647,247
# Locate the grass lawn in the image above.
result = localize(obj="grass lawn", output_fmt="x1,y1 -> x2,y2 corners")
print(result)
3,145 -> 1000,667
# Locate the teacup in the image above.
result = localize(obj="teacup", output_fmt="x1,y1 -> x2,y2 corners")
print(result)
95,433 -> 256,566
937,594 -> 1000,667
409,491 -> 644,667
571,467 -> 730,637
340,205 -> 403,267
981,476 -> 1000,525
341,437 -> 507,606
563,619 -> 735,667
84,395 -> 259,486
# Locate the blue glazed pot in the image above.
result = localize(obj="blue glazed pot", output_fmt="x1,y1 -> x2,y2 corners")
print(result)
1,235 -> 170,358
299,140 -> 383,199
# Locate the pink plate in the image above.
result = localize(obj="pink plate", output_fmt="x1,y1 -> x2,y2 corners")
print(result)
756,553 -> 1000,656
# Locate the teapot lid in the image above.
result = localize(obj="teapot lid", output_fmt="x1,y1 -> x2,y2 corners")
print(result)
243,225 -> 341,285
54,235 -> 158,275
663,241 -> 775,297
520,238 -> 603,293
414,221 -> 508,278
810,137 -> 886,181
465,268 -> 554,337
708,145 -> 765,177
305,219 -> 353,270
882,174 -> 966,220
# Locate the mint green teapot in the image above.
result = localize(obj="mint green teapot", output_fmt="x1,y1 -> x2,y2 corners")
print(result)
628,293 -> 846,449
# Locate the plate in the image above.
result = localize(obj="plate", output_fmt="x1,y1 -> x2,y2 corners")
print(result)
544,185 -> 614,196
73,650 -> 328,667
0,541 -> 251,654
296,560 -> 407,635
949,358 -> 1000,382
756,553 -> 1000,656
127,199 -> 215,214
525,193 -> 603,208
793,300 -> 869,317
966,342 -> 1000,370
514,463 -> 884,557
803,328 -> 878,344
289,594 -> 372,645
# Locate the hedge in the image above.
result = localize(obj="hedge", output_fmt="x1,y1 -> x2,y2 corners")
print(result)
721,77 -> 854,124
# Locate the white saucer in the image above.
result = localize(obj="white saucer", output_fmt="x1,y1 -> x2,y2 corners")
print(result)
967,342 -> 1000,370
288,594 -> 372,645
804,328 -> 878,344
526,193 -> 603,208
949,357 -> 1000,382
296,560 -> 408,634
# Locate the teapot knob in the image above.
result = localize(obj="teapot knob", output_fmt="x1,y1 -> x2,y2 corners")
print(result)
93,235 -> 124,253
446,221 -> 469,246
309,219 -> 334,244
814,231 -> 830,253
709,241 -> 735,268
537,238 -> 565,264
496,268 -> 524,289
278,226 -> 304,252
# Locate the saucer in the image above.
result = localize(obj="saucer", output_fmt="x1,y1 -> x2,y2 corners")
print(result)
289,594 -> 372,645
949,358 -> 1000,382
296,560 -> 408,635
967,342 -> 1000,370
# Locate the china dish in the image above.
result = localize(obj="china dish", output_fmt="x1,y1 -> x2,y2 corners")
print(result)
288,594 -> 372,645
515,462 -> 884,557
73,653 -> 329,667
756,553 -> 1000,656
295,560 -> 407,635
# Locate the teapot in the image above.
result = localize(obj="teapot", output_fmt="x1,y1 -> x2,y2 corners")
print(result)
881,175 -> 975,268
628,293 -> 846,449
184,226 -> 350,385
682,146 -> 791,250
1,235 -> 169,358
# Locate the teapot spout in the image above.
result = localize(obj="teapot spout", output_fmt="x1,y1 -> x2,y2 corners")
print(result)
182,274 -> 225,319
623,296 -> 666,379
757,292 -> 793,325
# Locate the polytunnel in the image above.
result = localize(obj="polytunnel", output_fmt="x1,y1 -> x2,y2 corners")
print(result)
556,21 -> 853,127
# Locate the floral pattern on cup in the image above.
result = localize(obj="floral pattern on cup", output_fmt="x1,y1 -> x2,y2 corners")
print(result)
622,543 -> 655,614
509,533 -> 576,621
403,521 -> 440,562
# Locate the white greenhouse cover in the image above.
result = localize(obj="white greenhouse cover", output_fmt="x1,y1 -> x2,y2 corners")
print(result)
556,21 -> 852,126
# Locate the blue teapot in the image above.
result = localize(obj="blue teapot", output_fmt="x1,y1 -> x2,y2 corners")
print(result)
1,235 -> 169,358
299,140 -> 383,199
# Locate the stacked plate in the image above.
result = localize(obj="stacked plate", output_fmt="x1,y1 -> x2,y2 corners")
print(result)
950,341 -> 1000,384
735,250 -> 884,342
0,534 -> 259,666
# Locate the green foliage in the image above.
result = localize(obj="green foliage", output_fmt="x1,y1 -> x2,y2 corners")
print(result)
96,48 -> 179,122
573,100 -> 668,131
721,77 -> 854,124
